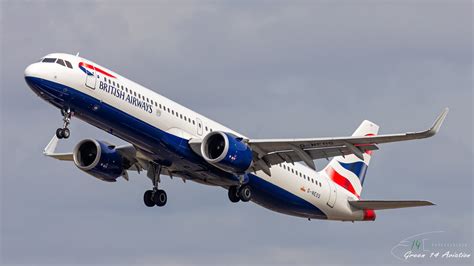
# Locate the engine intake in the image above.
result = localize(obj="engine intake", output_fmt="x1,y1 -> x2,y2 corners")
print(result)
201,131 -> 252,174
73,139 -> 124,182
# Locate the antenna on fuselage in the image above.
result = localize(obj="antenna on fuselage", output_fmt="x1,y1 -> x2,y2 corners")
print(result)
75,52 -> 80,57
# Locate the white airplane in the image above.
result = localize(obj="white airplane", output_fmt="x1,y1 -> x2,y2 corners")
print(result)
25,53 -> 448,222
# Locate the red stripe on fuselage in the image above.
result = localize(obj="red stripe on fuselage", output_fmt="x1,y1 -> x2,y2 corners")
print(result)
79,62 -> 116,78
326,167 -> 360,198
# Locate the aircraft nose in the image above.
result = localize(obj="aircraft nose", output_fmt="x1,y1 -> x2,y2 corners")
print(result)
24,63 -> 40,78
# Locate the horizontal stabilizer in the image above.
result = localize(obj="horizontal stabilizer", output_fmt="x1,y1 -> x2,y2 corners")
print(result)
349,200 -> 435,210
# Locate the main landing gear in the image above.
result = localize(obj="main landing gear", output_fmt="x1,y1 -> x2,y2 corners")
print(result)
228,184 -> 252,203
143,164 -> 167,207
56,107 -> 72,139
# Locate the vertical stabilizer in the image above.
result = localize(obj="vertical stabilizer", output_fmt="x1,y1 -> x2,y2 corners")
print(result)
321,120 -> 379,198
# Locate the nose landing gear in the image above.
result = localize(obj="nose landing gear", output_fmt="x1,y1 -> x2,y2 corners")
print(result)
56,107 -> 72,139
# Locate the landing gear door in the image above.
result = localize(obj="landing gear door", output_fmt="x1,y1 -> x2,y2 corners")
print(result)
85,69 -> 97,89
326,178 -> 337,208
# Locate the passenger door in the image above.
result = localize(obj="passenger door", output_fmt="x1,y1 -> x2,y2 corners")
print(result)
85,69 -> 97,89
326,178 -> 337,208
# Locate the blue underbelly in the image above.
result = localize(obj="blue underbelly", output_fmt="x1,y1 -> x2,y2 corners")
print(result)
25,77 -> 327,219
248,174 -> 327,219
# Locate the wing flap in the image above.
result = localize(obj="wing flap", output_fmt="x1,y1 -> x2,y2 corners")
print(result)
349,200 -> 435,210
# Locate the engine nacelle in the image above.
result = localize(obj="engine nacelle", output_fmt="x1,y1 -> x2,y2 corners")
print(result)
73,139 -> 124,182
201,131 -> 253,174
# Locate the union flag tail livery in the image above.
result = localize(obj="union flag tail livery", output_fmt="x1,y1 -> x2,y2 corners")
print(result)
25,53 -> 448,222
322,120 -> 379,198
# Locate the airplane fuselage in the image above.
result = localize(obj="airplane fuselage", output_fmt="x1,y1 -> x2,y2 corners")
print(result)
25,53 -> 374,221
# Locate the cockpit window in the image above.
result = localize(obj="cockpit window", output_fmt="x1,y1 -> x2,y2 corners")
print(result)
42,57 -> 73,69
42,58 -> 56,63
56,59 -> 66,66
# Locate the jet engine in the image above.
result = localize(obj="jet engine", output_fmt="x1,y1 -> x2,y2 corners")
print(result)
201,131 -> 253,174
73,139 -> 125,182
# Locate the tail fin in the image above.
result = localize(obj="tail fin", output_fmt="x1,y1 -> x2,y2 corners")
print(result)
321,120 -> 379,198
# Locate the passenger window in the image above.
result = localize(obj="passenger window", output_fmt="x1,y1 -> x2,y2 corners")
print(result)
146,98 -> 149,103
172,110 -> 174,115
192,120 -> 195,125
65,61 -> 73,68
125,87 -> 128,92
134,92 -> 137,97
159,104 -> 162,109
180,114 -> 183,119
291,169 -> 294,174
42,58 -> 56,63
104,77 -> 107,82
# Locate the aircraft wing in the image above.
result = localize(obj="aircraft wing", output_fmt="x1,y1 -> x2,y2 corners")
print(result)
42,135 -> 155,180
43,136 -> 137,162
246,108 -> 448,174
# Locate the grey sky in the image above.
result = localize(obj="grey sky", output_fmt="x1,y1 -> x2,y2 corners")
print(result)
1,0 -> 472,265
